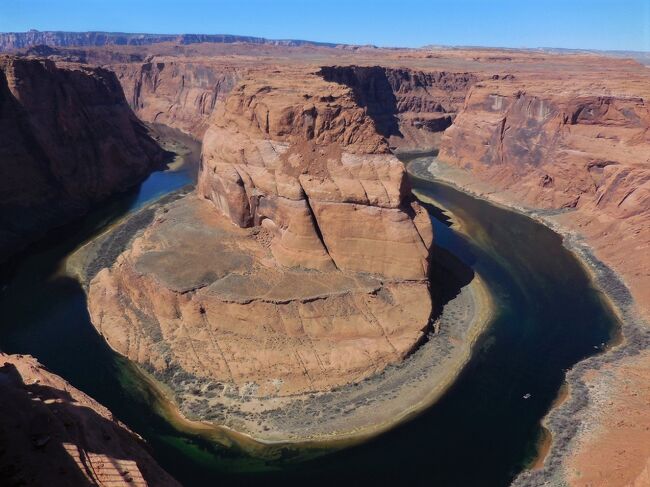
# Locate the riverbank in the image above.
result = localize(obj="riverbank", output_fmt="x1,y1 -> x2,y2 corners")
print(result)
66,183 -> 495,448
408,157 -> 650,486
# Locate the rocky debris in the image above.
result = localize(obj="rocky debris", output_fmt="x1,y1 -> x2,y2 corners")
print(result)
564,350 -> 650,487
0,353 -> 179,486
0,55 -> 168,260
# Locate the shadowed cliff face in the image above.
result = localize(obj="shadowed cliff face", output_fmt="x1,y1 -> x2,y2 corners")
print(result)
0,353 -> 180,487
319,65 -> 478,148
0,55 -> 167,260
318,65 -> 403,138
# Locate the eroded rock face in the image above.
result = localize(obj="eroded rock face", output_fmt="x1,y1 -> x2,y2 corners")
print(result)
319,65 -> 477,150
0,55 -> 166,259
0,353 -> 179,487
88,70 -> 434,400
198,71 -> 432,279
438,75 -> 650,316
89,195 -> 431,397
114,60 -> 242,138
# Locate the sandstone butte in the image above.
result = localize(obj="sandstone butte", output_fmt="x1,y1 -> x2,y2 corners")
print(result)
0,35 -> 649,486
87,68 -> 435,398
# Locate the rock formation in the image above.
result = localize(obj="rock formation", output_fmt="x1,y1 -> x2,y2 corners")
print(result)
3,34 -> 649,481
438,69 -> 650,320
0,353 -> 179,486
319,65 -> 476,149
86,69 -> 434,401
113,59 -> 241,138
0,55 -> 167,259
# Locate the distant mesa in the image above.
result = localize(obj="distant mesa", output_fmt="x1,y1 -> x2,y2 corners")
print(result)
0,30 -> 342,51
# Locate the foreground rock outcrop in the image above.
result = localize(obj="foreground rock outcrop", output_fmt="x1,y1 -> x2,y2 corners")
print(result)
0,353 -> 179,487
0,55 -> 166,259
86,69 -> 434,405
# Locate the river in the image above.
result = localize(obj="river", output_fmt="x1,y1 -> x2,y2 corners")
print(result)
0,146 -> 618,486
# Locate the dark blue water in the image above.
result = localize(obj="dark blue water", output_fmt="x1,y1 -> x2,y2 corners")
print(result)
0,154 -> 618,486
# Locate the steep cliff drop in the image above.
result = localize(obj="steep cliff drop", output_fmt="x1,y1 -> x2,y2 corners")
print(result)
113,59 -> 242,138
438,71 -> 650,316
0,55 -> 167,260
84,68 -> 436,440
432,62 -> 650,486
0,353 -> 180,486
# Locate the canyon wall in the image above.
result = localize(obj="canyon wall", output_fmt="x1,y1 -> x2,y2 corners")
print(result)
0,55 -> 166,259
113,60 -> 241,138
319,65 -> 478,149
110,61 -> 479,145
439,75 -> 650,316
0,353 -> 179,486
433,62 -> 650,486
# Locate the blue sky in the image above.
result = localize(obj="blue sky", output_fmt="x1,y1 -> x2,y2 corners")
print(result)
1,0 -> 649,51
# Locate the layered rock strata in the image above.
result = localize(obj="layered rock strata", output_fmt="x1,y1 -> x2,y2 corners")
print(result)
0,353 -> 179,487
0,55 -> 166,259
319,65 -> 477,149
434,63 -> 650,486
114,60 -> 242,138
87,70 -> 434,400
439,73 -> 650,322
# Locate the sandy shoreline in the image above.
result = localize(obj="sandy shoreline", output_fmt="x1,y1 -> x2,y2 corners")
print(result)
66,181 -> 496,450
407,156 -> 650,486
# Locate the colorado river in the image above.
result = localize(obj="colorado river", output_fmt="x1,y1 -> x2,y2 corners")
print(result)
0,146 -> 618,486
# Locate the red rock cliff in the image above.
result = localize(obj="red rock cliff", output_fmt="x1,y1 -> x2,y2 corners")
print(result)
439,73 -> 650,314
114,58 -> 241,138
0,55 -> 166,259
0,353 -> 179,486
319,65 -> 477,149
198,69 -> 433,279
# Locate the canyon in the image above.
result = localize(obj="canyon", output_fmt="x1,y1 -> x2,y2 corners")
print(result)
0,55 -> 166,259
0,33 -> 648,486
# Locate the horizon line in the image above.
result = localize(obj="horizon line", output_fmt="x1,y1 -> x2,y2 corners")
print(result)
2,28 -> 649,55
